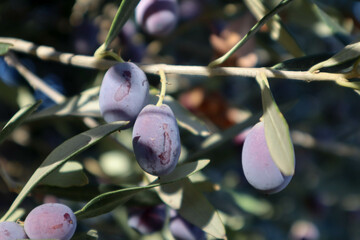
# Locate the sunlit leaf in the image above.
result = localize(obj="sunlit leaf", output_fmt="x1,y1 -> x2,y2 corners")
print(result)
0,100 -> 41,144
0,121 -> 129,221
256,72 -> 295,176
227,190 -> 273,217
5,208 -> 25,222
208,0 -> 296,67
40,161 -> 89,187
0,42 -> 12,56
309,40 -> 360,72
73,229 -> 99,240
154,178 -> 226,239
30,87 -> 101,120
75,160 -> 210,219
243,0 -> 304,57
272,53 -> 333,71
311,1 -> 348,36
96,0 -> 140,54
335,80 -> 360,91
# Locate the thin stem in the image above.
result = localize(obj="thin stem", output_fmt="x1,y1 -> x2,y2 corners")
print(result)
208,0 -> 295,67
0,37 -> 357,84
94,45 -> 124,62
156,70 -> 167,106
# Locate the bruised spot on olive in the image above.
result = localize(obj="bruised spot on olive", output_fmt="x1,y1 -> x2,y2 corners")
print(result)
99,62 -> 149,127
132,104 -> 181,176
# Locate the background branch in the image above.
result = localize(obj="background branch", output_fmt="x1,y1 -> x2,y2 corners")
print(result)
0,37 -> 349,83
6,51 -> 66,103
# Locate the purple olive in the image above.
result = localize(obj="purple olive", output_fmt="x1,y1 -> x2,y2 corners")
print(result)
135,0 -> 179,37
0,221 -> 27,240
24,203 -> 77,240
169,210 -> 206,240
132,104 -> 181,176
128,204 -> 166,234
241,121 -> 294,194
99,62 -> 149,127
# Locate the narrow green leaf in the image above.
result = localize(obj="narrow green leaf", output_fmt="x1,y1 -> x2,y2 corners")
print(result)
153,159 -> 210,184
155,178 -> 226,239
0,43 -> 12,56
208,0 -> 296,67
29,87 -> 101,120
309,40 -> 360,72
40,161 -> 89,187
226,190 -> 273,217
75,160 -> 210,219
73,229 -> 99,240
96,0 -> 140,54
311,2 -> 348,36
1,121 -> 129,221
76,185 -> 157,220
256,72 -> 295,176
149,94 -> 210,136
243,0 -> 304,57
5,208 -> 25,222
335,80 -> 360,90
0,100 -> 41,144
272,53 -> 338,71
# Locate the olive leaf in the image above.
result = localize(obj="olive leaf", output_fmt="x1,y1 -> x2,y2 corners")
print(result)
75,160 -> 210,219
0,100 -> 41,144
1,121 -> 129,221
153,177 -> 226,239
243,0 -> 304,57
95,0 -> 140,56
0,42 -> 12,56
309,40 -> 360,72
29,86 -> 101,120
256,71 -> 295,176
40,161 -> 89,188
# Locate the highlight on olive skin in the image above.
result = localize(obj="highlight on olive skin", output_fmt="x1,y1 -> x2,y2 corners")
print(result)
99,62 -> 149,128
241,121 -> 295,194
24,203 -> 77,240
0,221 -> 27,240
132,104 -> 181,176
135,0 -> 179,37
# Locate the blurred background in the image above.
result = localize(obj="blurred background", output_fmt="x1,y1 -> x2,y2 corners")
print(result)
1,0 -> 360,239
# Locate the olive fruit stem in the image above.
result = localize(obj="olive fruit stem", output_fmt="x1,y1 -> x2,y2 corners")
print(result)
94,45 -> 124,63
156,69 -> 167,107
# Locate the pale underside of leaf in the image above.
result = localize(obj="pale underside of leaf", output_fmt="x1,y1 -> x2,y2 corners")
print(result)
40,161 -> 89,187
309,41 -> 360,72
151,176 -> 226,239
256,72 -> 295,176
29,86 -> 101,120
